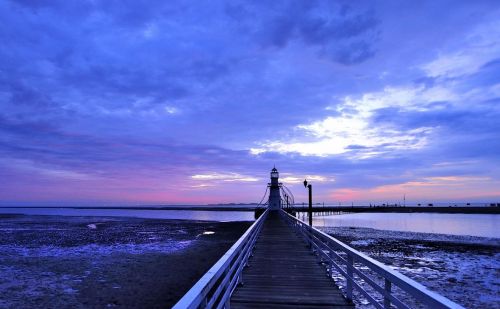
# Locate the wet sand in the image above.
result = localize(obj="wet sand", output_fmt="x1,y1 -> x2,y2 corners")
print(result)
0,214 -> 251,308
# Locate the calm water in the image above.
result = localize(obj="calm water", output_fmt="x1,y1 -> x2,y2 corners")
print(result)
0,207 -> 255,222
311,212 -> 499,238
3,208 -> 498,237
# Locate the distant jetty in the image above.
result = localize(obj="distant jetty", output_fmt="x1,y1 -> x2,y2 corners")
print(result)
1,205 -> 499,214
289,205 -> 500,214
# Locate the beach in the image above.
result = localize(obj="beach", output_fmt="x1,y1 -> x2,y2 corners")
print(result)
0,214 -> 251,308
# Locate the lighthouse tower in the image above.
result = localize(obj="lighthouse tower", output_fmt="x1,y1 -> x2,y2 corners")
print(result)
268,167 -> 281,211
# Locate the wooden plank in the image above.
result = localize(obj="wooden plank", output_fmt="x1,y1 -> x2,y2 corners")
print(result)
230,211 -> 354,308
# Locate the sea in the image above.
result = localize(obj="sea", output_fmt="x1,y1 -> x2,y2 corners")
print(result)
310,212 -> 499,238
0,206 -> 255,222
1,206 -> 498,238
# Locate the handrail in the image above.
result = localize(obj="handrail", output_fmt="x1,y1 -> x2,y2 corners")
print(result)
280,209 -> 464,309
173,209 -> 268,309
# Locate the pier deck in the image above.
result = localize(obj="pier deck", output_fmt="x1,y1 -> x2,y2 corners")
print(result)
230,212 -> 353,308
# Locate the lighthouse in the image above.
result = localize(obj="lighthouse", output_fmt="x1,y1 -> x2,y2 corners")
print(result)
268,167 -> 281,210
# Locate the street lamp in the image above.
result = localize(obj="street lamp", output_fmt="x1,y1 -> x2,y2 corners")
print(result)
303,179 -> 312,227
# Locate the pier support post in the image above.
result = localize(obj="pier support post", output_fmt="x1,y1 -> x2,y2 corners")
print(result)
347,254 -> 353,302
384,279 -> 392,308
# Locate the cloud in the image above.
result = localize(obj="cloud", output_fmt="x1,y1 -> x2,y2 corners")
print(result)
280,174 -> 333,184
250,12 -> 500,162
191,173 -> 259,182
421,20 -> 500,78
250,85 -> 452,157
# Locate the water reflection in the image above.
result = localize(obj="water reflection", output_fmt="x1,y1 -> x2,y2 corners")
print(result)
0,208 -> 254,222
311,213 -> 499,238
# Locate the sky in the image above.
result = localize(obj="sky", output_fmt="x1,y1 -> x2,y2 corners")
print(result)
1,0 -> 499,206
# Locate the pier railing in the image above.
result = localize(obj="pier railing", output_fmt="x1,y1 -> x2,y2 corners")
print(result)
281,210 -> 464,309
173,209 -> 268,309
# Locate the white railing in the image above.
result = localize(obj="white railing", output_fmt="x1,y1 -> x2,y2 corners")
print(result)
280,210 -> 464,309
173,209 -> 268,309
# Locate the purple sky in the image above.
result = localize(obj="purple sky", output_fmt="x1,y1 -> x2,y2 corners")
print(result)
1,0 -> 499,206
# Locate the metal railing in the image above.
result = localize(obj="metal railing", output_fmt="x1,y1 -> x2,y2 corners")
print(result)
173,209 -> 268,309
280,210 -> 464,309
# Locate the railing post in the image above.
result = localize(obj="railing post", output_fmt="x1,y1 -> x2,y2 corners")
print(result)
327,250 -> 333,279
307,226 -> 313,249
384,278 -> 392,308
347,254 -> 353,302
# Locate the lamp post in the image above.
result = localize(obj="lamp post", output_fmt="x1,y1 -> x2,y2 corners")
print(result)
303,179 -> 312,227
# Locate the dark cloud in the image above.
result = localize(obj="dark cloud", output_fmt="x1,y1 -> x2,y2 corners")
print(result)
7,82 -> 55,108
371,102 -> 500,135
0,114 -> 262,181
10,0 -> 64,10
246,1 -> 379,64
0,0 -> 380,130
325,40 -> 376,65
299,8 -> 377,42
0,116 -> 58,137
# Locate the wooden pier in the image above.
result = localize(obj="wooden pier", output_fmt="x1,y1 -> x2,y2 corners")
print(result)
174,168 -> 464,308
230,211 -> 353,308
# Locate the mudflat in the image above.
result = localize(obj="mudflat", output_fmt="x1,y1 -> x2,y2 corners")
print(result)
321,226 -> 500,308
0,214 -> 251,308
